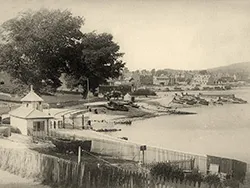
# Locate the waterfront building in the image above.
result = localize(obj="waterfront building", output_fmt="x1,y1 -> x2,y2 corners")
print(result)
9,86 -> 53,137
9,85 -> 90,137
191,74 -> 211,86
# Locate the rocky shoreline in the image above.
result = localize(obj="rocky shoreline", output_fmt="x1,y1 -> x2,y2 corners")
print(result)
88,91 -> 248,132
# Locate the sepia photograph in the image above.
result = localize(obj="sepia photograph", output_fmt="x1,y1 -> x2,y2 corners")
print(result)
0,0 -> 249,187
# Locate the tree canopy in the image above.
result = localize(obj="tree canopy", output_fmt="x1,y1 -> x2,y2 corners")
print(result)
0,9 -> 124,94
65,32 -> 125,95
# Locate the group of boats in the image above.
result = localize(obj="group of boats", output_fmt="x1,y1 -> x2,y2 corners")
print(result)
172,93 -> 209,106
200,93 -> 247,104
171,92 -> 247,106
104,101 -> 140,111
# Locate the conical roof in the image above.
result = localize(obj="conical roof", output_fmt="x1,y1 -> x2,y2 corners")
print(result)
20,85 -> 44,102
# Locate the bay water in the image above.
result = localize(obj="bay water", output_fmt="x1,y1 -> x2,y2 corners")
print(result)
110,88 -> 250,163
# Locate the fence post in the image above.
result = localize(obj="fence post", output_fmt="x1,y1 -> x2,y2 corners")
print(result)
57,159 -> 60,185
107,172 -> 110,188
78,146 -> 81,164
65,161 -> 69,186
130,172 -> 134,188
62,115 -> 65,128
87,170 -> 91,188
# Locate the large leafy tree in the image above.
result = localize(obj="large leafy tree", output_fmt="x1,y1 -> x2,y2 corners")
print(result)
0,9 -> 84,93
65,32 -> 125,96
0,9 -> 124,94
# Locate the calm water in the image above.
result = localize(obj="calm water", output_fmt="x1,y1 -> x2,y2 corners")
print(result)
110,88 -> 250,163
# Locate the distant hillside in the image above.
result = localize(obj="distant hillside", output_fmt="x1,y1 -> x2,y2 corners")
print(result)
207,62 -> 250,80
155,62 -> 250,76
208,62 -> 250,74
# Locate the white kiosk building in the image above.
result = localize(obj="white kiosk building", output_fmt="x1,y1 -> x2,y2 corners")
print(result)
9,86 -> 53,137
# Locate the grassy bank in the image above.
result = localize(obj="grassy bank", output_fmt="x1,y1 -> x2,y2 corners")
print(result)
0,169 -> 50,188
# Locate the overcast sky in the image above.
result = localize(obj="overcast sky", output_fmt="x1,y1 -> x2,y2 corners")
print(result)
0,0 -> 250,71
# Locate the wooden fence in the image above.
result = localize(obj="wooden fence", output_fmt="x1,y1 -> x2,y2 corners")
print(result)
0,147 -> 222,188
50,129 -> 208,174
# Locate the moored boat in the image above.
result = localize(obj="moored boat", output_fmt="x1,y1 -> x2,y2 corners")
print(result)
50,137 -> 92,154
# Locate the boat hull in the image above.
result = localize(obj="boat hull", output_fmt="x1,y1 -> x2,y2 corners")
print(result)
51,138 -> 92,154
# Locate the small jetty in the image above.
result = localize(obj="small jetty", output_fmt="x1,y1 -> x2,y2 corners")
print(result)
168,110 -> 196,115
199,93 -> 235,98
104,100 -> 140,112
114,120 -> 132,125
95,128 -> 122,132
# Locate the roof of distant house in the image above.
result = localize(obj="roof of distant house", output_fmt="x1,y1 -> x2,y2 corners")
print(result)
20,85 -> 44,102
9,106 -> 52,119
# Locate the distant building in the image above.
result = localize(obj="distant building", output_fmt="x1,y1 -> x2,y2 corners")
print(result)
191,74 -> 211,86
153,75 -> 170,86
107,76 -> 137,91
217,76 -> 235,84
98,85 -> 132,96
124,93 -> 132,102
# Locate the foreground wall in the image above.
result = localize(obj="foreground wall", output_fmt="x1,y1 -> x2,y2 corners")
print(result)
50,129 -> 208,174
0,146 -> 218,188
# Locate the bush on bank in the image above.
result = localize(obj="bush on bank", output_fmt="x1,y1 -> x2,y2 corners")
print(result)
150,162 -> 184,182
150,161 -> 245,187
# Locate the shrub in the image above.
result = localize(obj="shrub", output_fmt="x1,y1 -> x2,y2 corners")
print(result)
204,174 -> 221,187
185,169 -> 203,186
150,162 -> 184,182
224,179 -> 240,188
150,162 -> 173,180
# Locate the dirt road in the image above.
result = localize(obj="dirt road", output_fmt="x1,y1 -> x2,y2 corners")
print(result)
0,170 -> 49,188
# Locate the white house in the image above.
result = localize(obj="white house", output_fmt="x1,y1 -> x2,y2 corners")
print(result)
191,74 -> 211,86
9,86 -> 53,137
124,93 -> 132,102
